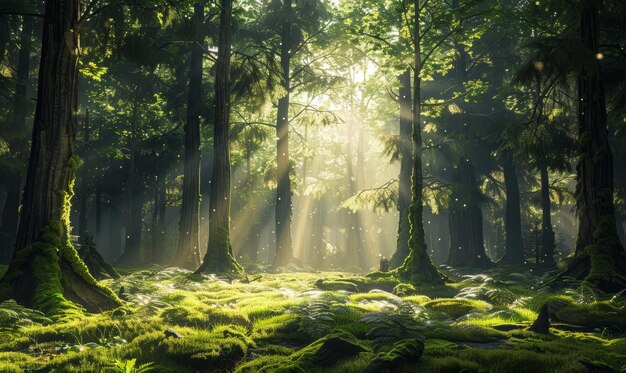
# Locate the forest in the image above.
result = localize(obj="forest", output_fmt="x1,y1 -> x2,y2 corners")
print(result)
0,0 -> 625,371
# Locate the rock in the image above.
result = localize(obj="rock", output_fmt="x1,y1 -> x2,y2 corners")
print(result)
164,328 -> 182,339
314,278 -> 358,293
314,336 -> 367,365
529,304 -> 550,334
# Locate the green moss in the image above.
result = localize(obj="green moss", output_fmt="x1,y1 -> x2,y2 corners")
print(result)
423,298 -> 492,319
235,331 -> 369,373
0,158 -> 121,317
554,301 -> 626,328
402,295 -> 432,305
315,279 -> 359,292
0,352 -> 36,373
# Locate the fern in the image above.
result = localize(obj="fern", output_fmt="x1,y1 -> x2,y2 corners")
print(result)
360,311 -> 424,347
0,300 -> 51,329
105,359 -> 155,373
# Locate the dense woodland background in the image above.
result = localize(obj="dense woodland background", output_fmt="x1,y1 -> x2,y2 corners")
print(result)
0,0 -> 625,307
0,0 -> 625,372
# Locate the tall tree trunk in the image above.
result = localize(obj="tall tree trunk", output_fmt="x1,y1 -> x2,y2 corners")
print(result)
152,176 -> 167,264
174,3 -> 203,270
391,69 -> 413,268
565,0 -> 626,291
445,29 -> 492,269
0,15 -> 34,264
0,0 -> 119,314
399,0 -> 444,284
446,160 -> 493,268
560,0 -> 626,291
274,0 -> 295,267
499,152 -> 525,264
539,162 -> 555,267
197,0 -> 242,275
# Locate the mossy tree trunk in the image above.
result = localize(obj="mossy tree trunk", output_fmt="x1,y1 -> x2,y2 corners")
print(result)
565,0 -> 626,291
499,153 -> 525,264
274,0 -> 295,267
0,0 -> 120,314
391,69 -> 412,269
0,15 -> 34,264
173,3 -> 203,270
446,160 -> 493,268
398,0 -> 444,285
197,0 -> 242,275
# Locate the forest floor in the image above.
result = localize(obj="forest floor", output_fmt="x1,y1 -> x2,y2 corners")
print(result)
0,264 -> 625,372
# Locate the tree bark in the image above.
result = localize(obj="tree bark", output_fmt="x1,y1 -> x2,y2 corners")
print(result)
446,160 -> 493,268
499,153 -> 525,264
197,0 -> 242,275
567,0 -> 626,291
152,176 -> 167,264
274,0 -> 295,267
173,3 -> 203,270
398,0 -> 444,284
0,0 -> 120,314
391,69 -> 412,269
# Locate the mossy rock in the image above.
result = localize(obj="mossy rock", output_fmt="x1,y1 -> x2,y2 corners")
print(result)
554,302 -> 626,329
235,331 -> 369,372
160,305 -> 251,329
423,298 -> 492,319
315,279 -> 359,293
392,283 -> 416,296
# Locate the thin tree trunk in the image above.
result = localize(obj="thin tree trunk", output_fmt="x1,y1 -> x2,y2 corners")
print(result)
539,163 -> 555,267
500,153 -> 525,264
174,3 -> 203,270
399,0 -> 444,284
391,69 -> 412,268
274,0 -> 295,267
0,0 -> 119,313
197,0 -> 242,275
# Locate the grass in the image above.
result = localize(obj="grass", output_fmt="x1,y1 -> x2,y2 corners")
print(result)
0,266 -> 624,372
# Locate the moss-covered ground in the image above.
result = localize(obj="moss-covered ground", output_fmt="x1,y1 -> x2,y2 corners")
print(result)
0,264 -> 625,372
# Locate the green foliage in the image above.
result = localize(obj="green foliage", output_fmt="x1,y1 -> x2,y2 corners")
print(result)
105,359 -> 155,373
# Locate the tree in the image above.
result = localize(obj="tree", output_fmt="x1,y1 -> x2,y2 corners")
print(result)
567,0 -> 626,291
390,69 -> 412,268
0,0 -> 120,314
398,0 -> 445,284
173,3 -> 204,270
273,0 -> 295,267
197,0 -> 243,275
